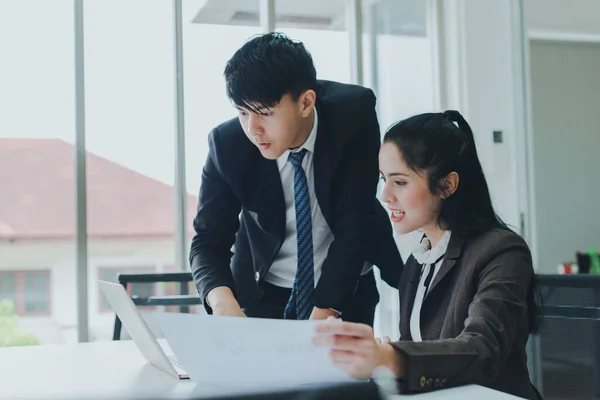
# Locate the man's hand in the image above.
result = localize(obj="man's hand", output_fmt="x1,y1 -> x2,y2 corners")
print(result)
206,286 -> 246,317
309,307 -> 340,320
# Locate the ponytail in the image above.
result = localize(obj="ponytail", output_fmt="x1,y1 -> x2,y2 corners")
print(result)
442,110 -> 475,144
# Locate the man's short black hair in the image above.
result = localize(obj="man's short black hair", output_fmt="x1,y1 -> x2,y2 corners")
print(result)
224,32 -> 317,113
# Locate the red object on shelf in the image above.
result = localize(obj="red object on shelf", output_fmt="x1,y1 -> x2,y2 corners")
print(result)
558,263 -> 579,274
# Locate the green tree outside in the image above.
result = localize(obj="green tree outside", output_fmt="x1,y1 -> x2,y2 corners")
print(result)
0,299 -> 41,347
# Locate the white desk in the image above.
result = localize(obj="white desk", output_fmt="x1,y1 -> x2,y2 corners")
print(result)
0,340 -> 522,400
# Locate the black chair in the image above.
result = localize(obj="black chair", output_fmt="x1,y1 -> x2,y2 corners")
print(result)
538,274 -> 600,319
112,271 -> 203,341
537,274 -> 600,398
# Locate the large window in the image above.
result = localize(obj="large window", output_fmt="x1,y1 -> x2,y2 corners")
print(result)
0,0 -> 76,344
183,0 -> 261,199
0,0 -> 441,345
0,271 -> 51,316
275,0 -> 351,83
83,1 -> 179,341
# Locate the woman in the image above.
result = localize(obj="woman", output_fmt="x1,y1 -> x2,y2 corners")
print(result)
314,110 -> 542,399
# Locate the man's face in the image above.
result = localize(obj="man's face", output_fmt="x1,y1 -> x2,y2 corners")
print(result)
236,93 -> 312,160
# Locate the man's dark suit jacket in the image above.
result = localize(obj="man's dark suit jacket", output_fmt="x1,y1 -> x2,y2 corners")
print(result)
189,80 -> 401,317
391,228 -> 540,400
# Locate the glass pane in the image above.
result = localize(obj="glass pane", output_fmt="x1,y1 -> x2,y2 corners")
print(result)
84,0 -> 176,341
23,272 -> 50,314
0,0 -> 75,345
183,1 -> 260,218
0,273 -> 16,305
130,283 -> 153,299
182,1 -> 261,317
362,0 -> 433,129
361,0 -> 435,338
275,0 -> 351,83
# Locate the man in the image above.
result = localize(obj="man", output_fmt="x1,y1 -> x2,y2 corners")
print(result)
190,33 -> 401,325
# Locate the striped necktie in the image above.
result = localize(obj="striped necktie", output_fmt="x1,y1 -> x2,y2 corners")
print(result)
283,149 -> 314,320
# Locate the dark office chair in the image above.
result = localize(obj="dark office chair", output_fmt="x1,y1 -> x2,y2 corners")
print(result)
112,271 -> 203,341
537,273 -> 600,398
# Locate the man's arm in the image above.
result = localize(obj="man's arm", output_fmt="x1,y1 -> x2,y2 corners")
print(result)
312,90 -> 382,314
190,129 -> 244,316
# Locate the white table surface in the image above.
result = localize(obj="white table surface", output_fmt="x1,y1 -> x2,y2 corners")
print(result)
0,340 -> 522,400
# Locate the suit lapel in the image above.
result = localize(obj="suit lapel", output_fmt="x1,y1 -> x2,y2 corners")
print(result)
252,156 -> 286,241
399,257 -> 421,340
312,101 -> 337,224
426,233 -> 467,296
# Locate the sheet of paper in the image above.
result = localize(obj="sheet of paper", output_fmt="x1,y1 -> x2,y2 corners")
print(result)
154,313 -> 355,388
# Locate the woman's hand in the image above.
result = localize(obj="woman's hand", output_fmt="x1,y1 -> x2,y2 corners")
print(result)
313,320 -> 402,380
375,336 -> 392,344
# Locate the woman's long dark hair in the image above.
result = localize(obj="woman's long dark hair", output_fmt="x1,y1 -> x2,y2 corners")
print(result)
384,110 -> 541,334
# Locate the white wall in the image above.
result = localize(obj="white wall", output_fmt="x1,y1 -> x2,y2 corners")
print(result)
525,0 -> 600,35
440,0 -> 525,232
466,0 -> 523,229
522,0 -> 600,272
369,35 -> 436,129
529,41 -> 600,272
437,0 -> 600,265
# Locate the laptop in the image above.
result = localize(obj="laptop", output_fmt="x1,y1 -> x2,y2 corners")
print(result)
98,280 -> 189,379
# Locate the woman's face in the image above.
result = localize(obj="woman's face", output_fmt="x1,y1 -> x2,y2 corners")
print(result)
378,142 -> 443,236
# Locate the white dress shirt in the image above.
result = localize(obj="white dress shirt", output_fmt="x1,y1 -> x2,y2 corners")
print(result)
409,230 -> 452,341
264,108 -> 371,288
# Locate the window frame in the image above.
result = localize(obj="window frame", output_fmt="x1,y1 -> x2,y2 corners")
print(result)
0,270 -> 52,316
